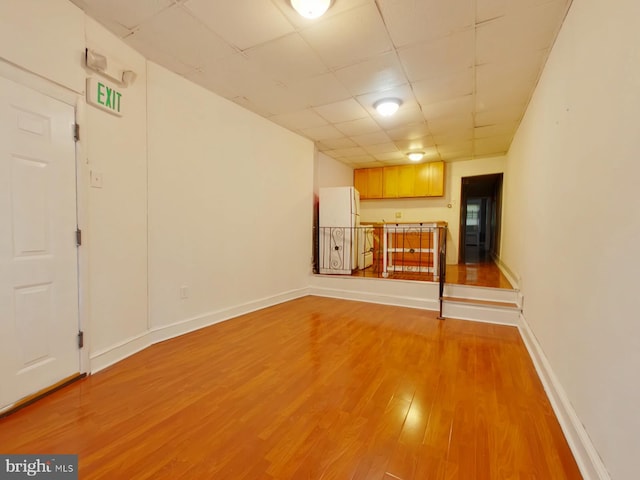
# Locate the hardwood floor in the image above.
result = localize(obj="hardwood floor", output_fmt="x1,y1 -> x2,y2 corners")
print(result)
0,297 -> 581,479
445,263 -> 514,289
352,262 -> 514,289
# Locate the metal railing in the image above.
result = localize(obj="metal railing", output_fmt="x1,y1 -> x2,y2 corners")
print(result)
314,224 -> 447,287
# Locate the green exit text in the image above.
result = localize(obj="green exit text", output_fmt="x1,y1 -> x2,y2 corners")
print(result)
96,82 -> 122,113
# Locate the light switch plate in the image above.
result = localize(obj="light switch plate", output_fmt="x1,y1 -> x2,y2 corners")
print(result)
90,170 -> 103,188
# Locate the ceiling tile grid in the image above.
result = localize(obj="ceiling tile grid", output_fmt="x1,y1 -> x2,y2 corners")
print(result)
69,0 -> 573,166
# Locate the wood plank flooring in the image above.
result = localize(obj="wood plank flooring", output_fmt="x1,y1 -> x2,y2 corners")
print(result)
0,297 -> 581,479
352,262 -> 513,289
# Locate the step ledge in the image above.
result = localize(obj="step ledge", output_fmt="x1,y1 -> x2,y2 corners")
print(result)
442,296 -> 519,310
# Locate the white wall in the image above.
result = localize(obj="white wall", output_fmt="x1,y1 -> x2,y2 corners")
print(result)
316,152 -> 354,190
147,62 -> 314,330
0,0 -> 85,93
502,0 -> 640,477
83,18 -> 149,354
0,1 -> 150,360
0,0 -> 315,371
360,157 -> 506,264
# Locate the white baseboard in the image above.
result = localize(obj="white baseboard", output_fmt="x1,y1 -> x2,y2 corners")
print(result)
90,288 -> 309,373
518,313 -> 610,480
494,255 -> 520,291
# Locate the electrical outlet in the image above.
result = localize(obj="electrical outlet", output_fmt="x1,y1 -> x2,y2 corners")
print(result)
180,285 -> 189,299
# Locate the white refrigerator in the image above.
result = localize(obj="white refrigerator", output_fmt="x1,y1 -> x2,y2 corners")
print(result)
319,186 -> 360,274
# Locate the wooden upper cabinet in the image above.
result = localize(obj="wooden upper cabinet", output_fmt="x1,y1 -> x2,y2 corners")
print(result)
397,165 -> 415,197
414,163 -> 430,196
354,167 -> 383,199
354,169 -> 367,197
428,161 -> 444,196
382,166 -> 398,198
355,162 -> 444,199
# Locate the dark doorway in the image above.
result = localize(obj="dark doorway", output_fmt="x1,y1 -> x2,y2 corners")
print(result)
459,173 -> 503,264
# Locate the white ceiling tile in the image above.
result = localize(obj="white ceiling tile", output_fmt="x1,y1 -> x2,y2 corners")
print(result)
474,121 -> 519,138
300,124 -> 345,141
349,161 -> 385,168
345,155 -> 378,165
474,105 -> 525,126
191,53 -> 311,114
474,135 -> 512,155
128,43 -> 194,77
126,6 -> 235,69
423,95 -> 474,121
244,34 -> 327,83
413,69 -> 474,107
379,0 -> 475,47
183,0 -> 293,50
433,129 -> 474,145
476,1 -> 567,64
313,98 -> 369,123
184,69 -> 240,100
351,131 -> 392,147
428,115 -> 474,135
393,136 -> 436,152
317,137 -> 358,150
328,146 -> 368,158
398,29 -> 474,82
475,55 -> 543,112
334,51 -> 408,96
334,117 -> 380,136
287,73 -> 351,107
386,123 -> 431,141
374,151 -> 406,162
300,3 -> 393,70
476,0 -> 507,23
364,143 -> 401,155
438,141 -> 473,161
71,0 -> 172,29
269,109 -> 328,131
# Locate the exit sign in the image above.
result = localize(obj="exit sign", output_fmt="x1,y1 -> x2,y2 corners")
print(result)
86,78 -> 123,116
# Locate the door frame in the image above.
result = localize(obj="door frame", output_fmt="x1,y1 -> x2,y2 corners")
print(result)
0,60 -> 90,375
458,173 -> 504,264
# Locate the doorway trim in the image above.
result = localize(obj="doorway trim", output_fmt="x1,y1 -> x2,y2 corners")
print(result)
458,173 -> 504,264
0,60 -> 90,376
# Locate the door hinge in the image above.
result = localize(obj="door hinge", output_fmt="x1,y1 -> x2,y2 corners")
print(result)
78,331 -> 84,349
73,124 -> 80,142
75,228 -> 82,246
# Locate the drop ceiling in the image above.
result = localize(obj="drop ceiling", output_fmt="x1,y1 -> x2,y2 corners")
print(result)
70,0 -> 571,167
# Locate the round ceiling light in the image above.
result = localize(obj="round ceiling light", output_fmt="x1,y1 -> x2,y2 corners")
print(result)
374,98 -> 402,117
291,0 -> 332,19
407,152 -> 425,162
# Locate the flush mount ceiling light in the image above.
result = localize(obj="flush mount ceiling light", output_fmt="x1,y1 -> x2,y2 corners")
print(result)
374,98 -> 402,117
290,0 -> 332,19
407,152 -> 425,162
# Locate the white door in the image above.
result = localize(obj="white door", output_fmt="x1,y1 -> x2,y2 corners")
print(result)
0,76 -> 80,411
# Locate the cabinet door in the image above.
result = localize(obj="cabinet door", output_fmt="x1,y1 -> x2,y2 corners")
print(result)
414,163 -> 430,196
383,166 -> 399,198
398,165 -> 415,197
428,161 -> 444,196
354,169 -> 368,198
367,167 -> 383,198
